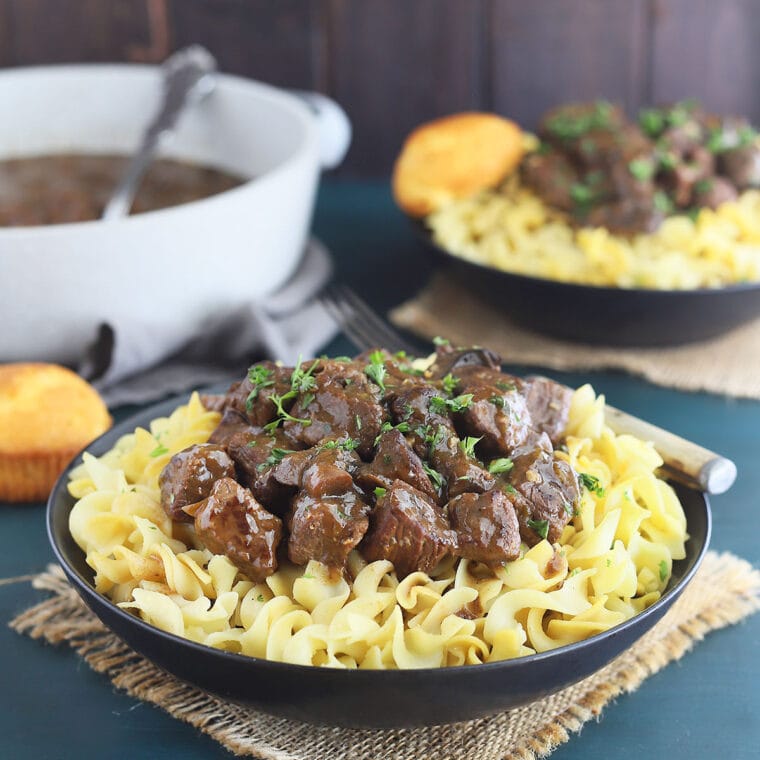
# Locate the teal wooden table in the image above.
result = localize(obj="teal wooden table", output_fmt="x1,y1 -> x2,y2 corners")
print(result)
1,180 -> 758,759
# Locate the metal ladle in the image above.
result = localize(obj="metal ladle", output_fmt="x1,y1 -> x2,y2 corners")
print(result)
101,45 -> 218,220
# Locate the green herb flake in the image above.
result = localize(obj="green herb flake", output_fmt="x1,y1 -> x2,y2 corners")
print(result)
430,393 -> 474,414
423,463 -> 445,492
320,438 -> 359,452
257,447 -> 295,471
459,436 -> 482,459
579,472 -> 605,497
659,559 -> 668,582
246,364 -> 276,411
489,395 -> 505,409
504,483 -> 517,496
441,373 -> 459,395
373,487 -> 387,499
432,336 -> 450,346
149,444 -> 168,458
303,573 -> 315,580
628,157 -> 655,181
653,190 -> 674,215
257,594 -> 265,602
365,350 -> 387,392
496,380 -> 517,392
527,518 -> 549,540
355,414 -> 362,430
245,439 -> 258,448
606,558 -> 612,567
488,457 -> 514,475
639,108 -> 665,137
570,182 -> 594,206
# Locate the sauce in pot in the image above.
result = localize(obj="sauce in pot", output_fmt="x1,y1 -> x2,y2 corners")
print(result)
0,154 -> 245,226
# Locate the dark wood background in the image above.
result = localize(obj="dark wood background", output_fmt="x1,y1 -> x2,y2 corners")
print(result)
1,0 -> 758,177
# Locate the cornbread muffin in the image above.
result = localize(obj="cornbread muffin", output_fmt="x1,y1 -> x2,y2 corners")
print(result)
392,112 -> 524,217
0,363 -> 111,502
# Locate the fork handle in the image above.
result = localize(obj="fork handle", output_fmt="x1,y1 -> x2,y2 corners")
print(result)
604,404 -> 736,495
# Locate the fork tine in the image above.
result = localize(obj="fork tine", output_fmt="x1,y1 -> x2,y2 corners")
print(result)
320,286 -> 418,355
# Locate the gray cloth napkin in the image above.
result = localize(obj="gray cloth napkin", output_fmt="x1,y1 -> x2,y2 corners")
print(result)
80,238 -> 337,407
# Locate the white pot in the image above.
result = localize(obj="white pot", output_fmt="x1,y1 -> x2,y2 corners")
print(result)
0,65 -> 351,363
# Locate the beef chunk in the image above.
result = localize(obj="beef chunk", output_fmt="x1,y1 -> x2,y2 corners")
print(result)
224,361 -> 294,427
521,151 -> 579,212
207,408 -> 257,446
284,364 -> 386,458
427,345 -> 503,379
200,393 -> 227,413
720,145 -> 760,189
390,384 -> 456,459
448,490 -> 520,567
288,491 -> 369,568
159,444 -> 236,522
362,480 -> 457,578
692,176 -> 738,209
429,430 -> 495,498
508,447 -> 581,545
188,477 -> 282,582
584,198 -> 664,234
522,376 -> 573,445
456,383 -> 532,456
356,429 -> 438,500
287,447 -> 368,567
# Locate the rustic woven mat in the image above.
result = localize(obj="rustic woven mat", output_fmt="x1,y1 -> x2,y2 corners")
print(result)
9,551 -> 760,760
390,273 -> 760,399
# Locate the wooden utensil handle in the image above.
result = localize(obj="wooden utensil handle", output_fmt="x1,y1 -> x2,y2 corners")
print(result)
604,405 -> 736,495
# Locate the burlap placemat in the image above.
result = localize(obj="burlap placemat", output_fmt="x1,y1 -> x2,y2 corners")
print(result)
390,274 -> 760,399
9,551 -> 760,760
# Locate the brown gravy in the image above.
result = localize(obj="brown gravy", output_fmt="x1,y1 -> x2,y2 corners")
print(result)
0,154 -> 245,226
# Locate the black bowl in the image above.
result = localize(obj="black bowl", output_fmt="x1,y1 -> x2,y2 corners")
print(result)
414,220 -> 760,347
48,395 -> 711,728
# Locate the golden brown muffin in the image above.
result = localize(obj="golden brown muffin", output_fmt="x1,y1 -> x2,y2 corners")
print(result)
0,363 -> 111,502
392,112 -> 524,217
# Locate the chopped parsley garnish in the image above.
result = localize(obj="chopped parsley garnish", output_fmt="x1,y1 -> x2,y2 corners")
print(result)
527,519 -> 549,540
374,420 -> 411,445
628,157 -> 655,181
639,107 -> 665,137
423,462 -> 445,492
257,447 -> 295,471
364,350 -> 387,392
373,487 -> 387,499
694,178 -> 714,195
489,395 -> 505,409
429,393 -> 474,414
303,573 -> 315,580
432,336 -> 450,346
355,414 -> 362,430
659,559 -> 668,582
545,100 -> 614,140
496,380 -> 517,392
653,190 -> 674,214
320,438 -> 359,452
245,439 -> 258,448
579,472 -> 605,497
459,436 -> 482,458
570,182 -> 595,206
245,364 -> 275,411
503,483 -> 517,496
488,458 -> 513,475
149,444 -> 168,458
441,373 -> 459,394
262,356 -> 319,432
256,594 -> 265,602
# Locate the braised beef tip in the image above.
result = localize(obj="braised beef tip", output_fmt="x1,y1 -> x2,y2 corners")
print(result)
284,363 -> 386,458
188,477 -> 282,582
508,447 -> 581,545
159,444 -> 236,522
427,345 -> 503,379
356,429 -> 438,500
448,490 -> 521,566
362,480 -> 457,578
287,446 -> 369,567
207,408 -> 258,446
390,384 -> 456,459
225,361 -> 294,427
522,376 -> 573,445
429,429 -> 495,498
200,393 -> 227,413
720,145 -> 760,189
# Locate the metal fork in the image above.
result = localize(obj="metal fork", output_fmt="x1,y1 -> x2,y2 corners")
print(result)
318,283 -> 418,355
317,282 -> 736,495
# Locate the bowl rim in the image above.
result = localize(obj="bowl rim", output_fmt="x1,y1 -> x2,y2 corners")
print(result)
0,63 -> 317,236
47,391 -> 712,679
412,216 -> 760,297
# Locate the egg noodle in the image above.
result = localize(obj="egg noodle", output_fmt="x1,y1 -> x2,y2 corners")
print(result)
68,387 -> 687,669
428,179 -> 760,289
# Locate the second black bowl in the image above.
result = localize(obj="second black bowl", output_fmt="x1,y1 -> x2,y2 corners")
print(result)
415,220 -> 760,347
48,394 -> 711,728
